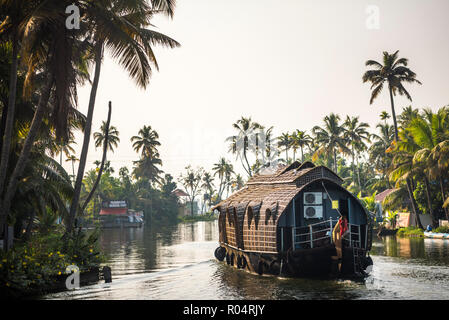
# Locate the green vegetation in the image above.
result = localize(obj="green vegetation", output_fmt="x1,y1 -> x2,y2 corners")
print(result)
0,0 -> 179,294
397,227 -> 424,237
0,226 -> 103,296
179,214 -> 218,223
433,225 -> 449,234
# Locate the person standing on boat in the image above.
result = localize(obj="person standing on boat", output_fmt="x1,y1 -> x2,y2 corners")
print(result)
332,214 -> 349,273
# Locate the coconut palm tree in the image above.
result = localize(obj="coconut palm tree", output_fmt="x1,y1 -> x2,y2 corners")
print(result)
290,130 -> 312,163
363,50 -> 422,141
54,138 -> 76,166
68,0 -> 180,235
277,132 -> 292,164
312,113 -> 350,173
201,172 -> 215,211
132,153 -> 163,184
380,111 -> 390,125
212,157 -> 233,201
369,123 -> 395,189
343,116 -> 371,191
131,125 -> 161,158
66,155 -> 79,181
178,166 -> 204,216
226,117 -> 262,177
94,121 -> 120,153
389,129 -> 425,229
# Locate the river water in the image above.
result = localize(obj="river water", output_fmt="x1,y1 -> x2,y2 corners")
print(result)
42,220 -> 449,300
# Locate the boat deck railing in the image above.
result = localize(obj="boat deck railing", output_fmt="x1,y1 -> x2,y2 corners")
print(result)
286,219 -> 365,250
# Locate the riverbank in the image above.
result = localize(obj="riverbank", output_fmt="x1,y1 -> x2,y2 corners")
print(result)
0,227 -> 104,298
178,214 -> 218,223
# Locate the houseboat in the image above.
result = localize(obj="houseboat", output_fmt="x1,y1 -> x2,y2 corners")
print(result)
99,200 -> 144,228
212,161 -> 373,279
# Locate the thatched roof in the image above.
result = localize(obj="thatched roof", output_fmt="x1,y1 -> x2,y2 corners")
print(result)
212,161 -> 343,214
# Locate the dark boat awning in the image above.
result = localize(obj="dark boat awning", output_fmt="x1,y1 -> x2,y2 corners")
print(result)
99,208 -> 127,215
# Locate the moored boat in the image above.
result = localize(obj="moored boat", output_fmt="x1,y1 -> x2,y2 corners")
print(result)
99,200 -> 144,228
212,161 -> 373,279
424,231 -> 449,239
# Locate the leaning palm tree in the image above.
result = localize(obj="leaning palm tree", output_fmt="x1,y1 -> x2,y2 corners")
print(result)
312,113 -> 350,173
68,0 -> 180,235
363,50 -> 422,141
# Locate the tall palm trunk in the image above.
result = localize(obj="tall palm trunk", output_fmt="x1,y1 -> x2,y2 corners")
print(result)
440,177 -> 448,220
301,146 -> 304,163
0,27 -> 19,201
0,72 -> 53,242
81,102 -> 111,213
333,149 -> 337,173
67,43 -> 103,235
388,84 -> 399,141
243,138 -> 252,177
423,176 -> 437,227
406,178 -> 424,229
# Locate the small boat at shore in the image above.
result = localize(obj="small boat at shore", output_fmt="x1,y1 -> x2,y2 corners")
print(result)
424,231 -> 449,239
212,161 -> 374,279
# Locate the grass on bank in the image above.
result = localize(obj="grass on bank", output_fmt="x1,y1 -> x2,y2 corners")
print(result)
178,213 -> 218,223
396,226 -> 424,237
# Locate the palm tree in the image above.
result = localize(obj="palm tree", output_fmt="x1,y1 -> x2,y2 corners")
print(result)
369,123 -> 395,189
363,50 -> 422,141
213,157 -> 233,201
178,166 -> 204,216
344,116 -> 371,191
277,132 -> 292,164
94,121 -> 120,153
55,138 -> 76,166
380,111 -> 390,125
131,125 -> 161,158
68,0 -> 180,235
312,113 -> 350,173
201,172 -> 215,212
226,117 -> 262,177
0,0 -> 86,237
66,155 -> 79,182
290,130 -> 312,163
231,173 -> 245,192
132,153 -> 163,184
389,129 -> 425,229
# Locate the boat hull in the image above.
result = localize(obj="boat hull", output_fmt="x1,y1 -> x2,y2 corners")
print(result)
216,243 -> 371,279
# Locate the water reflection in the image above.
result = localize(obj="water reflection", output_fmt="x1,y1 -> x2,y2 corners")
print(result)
43,222 -> 449,300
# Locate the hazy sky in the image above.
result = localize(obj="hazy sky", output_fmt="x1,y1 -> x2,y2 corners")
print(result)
68,0 -> 449,182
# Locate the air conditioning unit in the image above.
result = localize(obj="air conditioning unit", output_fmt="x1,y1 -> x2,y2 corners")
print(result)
304,192 -> 323,205
304,206 -> 323,219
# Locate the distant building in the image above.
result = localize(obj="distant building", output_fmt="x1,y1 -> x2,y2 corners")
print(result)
374,189 -> 397,219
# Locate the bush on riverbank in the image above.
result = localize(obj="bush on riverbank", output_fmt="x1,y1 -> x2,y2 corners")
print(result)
0,226 -> 104,297
396,226 -> 424,237
433,225 -> 449,233
179,213 -> 217,223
